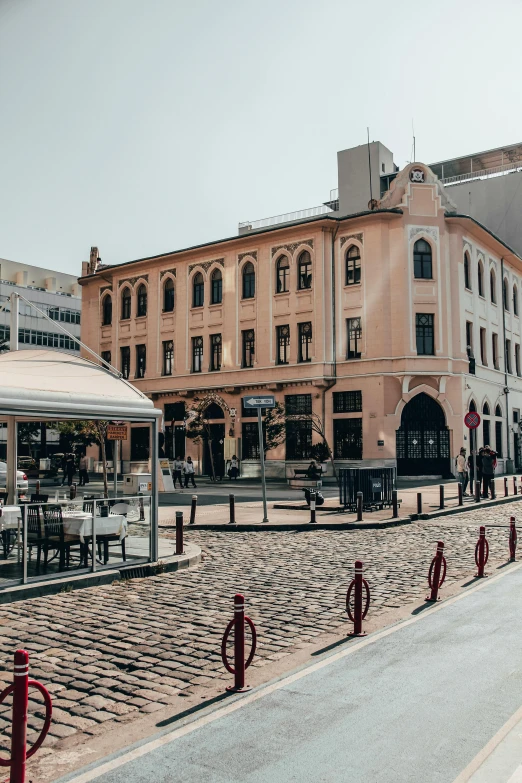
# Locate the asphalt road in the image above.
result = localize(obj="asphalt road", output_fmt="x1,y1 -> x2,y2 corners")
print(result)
56,563 -> 522,783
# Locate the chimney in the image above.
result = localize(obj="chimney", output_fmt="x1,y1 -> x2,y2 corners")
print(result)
89,246 -> 100,274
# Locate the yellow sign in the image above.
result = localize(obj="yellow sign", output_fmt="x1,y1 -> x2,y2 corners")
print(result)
107,425 -> 128,440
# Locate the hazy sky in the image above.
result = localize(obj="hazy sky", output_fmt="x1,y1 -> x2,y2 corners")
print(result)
1,0 -> 522,274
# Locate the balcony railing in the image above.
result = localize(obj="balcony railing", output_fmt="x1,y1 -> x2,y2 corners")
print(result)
441,162 -> 522,187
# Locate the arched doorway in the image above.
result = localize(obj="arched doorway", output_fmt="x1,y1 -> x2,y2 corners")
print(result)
202,403 -> 225,479
396,393 -> 450,476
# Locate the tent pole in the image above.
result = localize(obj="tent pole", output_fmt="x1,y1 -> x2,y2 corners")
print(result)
6,416 -> 17,505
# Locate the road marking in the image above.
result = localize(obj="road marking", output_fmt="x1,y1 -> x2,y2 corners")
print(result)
452,704 -> 522,782
62,562 -> 522,783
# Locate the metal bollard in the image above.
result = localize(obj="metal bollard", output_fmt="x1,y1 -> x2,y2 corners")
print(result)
475,526 -> 489,577
439,484 -> 445,510
392,490 -> 398,518
69,484 -> 77,500
309,490 -> 316,523
417,492 -> 423,515
475,480 -> 481,503
221,593 -> 257,692
229,494 -> 235,525
426,541 -> 447,602
505,477 -> 509,497
458,483 -> 463,506
356,491 -> 363,522
509,516 -> 517,561
346,560 -> 370,637
175,511 -> 184,555
35,480 -> 40,495
138,493 -> 145,521
514,477 -> 518,496
189,494 -> 197,525
491,480 -> 496,500
0,650 -> 53,783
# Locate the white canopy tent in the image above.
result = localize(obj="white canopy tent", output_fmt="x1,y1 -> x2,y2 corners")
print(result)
0,349 -> 161,561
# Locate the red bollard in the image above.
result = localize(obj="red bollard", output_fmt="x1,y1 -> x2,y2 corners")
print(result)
509,516 -> 517,561
346,560 -> 370,636
505,477 -> 509,497
0,650 -> 52,783
514,477 -> 518,496
475,526 -> 489,577
426,541 -> 447,602
221,593 -> 257,692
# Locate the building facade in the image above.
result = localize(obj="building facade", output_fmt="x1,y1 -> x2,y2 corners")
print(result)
79,159 -> 522,478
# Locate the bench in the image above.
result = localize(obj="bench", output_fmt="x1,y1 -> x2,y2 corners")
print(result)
288,469 -> 322,489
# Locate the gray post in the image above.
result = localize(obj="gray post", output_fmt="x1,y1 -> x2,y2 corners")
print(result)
9,292 -> 19,351
257,407 -> 269,523
6,416 -> 17,505
113,439 -> 119,498
150,418 -> 159,563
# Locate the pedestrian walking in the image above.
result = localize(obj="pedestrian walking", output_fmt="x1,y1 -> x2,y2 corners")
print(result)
456,448 -> 469,496
78,453 -> 89,486
60,454 -> 67,486
467,451 -> 475,487
183,456 -> 197,488
172,456 -> 184,489
66,453 -> 76,487
481,445 -> 497,498
227,455 -> 239,480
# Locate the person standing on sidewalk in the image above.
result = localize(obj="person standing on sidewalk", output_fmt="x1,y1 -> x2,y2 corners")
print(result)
456,448 -> 469,496
481,446 -> 497,498
78,453 -> 89,486
183,456 -> 197,488
467,451 -> 475,494
172,456 -> 184,489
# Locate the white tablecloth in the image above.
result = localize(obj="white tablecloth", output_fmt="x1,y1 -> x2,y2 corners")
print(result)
62,512 -> 127,543
0,506 -> 21,531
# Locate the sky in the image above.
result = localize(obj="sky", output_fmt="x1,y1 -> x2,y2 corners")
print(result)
1,0 -> 522,275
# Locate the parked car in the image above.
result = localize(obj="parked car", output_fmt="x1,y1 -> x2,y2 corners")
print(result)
0,461 -> 29,491
17,456 -> 39,476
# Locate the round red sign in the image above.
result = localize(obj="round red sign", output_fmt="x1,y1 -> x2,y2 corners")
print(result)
464,411 -> 481,429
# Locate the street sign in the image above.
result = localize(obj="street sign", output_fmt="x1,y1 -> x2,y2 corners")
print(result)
464,411 -> 481,430
107,425 -> 128,440
242,395 -> 276,409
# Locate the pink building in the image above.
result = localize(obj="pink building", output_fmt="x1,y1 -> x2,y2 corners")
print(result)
79,147 -> 522,478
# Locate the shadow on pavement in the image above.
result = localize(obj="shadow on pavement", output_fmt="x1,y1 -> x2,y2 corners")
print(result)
155,691 -> 232,729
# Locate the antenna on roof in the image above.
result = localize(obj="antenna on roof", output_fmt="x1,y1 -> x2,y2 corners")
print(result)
412,118 -> 416,162
367,127 -> 373,205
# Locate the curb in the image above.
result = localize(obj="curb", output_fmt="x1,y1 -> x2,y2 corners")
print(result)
183,519 -> 412,532
0,543 -> 202,605
409,492 -> 522,521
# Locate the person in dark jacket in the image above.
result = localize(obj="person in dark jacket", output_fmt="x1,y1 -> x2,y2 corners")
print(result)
481,446 -> 497,498
65,453 -> 76,487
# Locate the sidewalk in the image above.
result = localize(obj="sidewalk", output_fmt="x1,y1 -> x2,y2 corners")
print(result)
54,562 -> 522,783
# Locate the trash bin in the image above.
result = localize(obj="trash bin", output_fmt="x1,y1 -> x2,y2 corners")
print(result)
339,467 -> 395,511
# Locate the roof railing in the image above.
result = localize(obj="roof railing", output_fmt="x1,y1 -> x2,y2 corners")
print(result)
239,203 -> 334,232
441,162 -> 522,186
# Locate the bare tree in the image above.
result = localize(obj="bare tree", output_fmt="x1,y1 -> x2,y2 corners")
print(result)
287,411 -> 338,485
185,393 -> 230,481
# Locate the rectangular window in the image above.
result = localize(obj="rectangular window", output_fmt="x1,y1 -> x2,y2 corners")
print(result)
242,329 -> 255,368
163,340 -> 173,376
120,346 -> 130,380
285,394 -> 312,415
506,339 -> 512,374
480,328 -> 487,365
285,420 -> 312,460
346,317 -> 362,359
496,420 -> 503,457
334,418 -> 363,459
416,313 -> 434,355
466,321 -> 473,358
333,391 -> 362,413
192,336 -> 203,373
242,422 -> 260,459
210,334 -> 222,371
101,350 -> 111,367
276,325 -> 290,365
346,248 -> 361,286
164,402 -> 186,422
135,344 -> 146,378
516,344 -> 521,377
492,333 -> 499,369
298,322 -> 312,362
131,427 -> 149,461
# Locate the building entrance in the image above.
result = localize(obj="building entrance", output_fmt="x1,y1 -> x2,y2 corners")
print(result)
396,393 -> 451,477
203,423 -> 225,479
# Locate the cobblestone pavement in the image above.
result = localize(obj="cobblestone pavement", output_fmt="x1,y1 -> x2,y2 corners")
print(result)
0,504 -> 516,754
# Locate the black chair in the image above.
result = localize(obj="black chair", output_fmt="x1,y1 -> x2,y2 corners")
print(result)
30,494 -> 49,503
25,505 -> 46,571
0,492 -> 8,504
42,504 -> 82,570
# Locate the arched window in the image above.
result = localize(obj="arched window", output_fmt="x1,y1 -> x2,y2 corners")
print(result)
490,270 -> 497,303
276,256 -> 289,293
345,245 -> 361,285
163,278 -> 174,312
137,284 -> 147,317
464,252 -> 471,290
469,400 -> 477,412
193,272 -> 204,308
211,269 -> 222,304
503,278 -> 509,311
102,294 -> 112,326
482,402 -> 490,416
478,261 -> 484,297
514,284 -> 519,316
413,239 -> 432,279
297,251 -> 312,290
495,404 -> 502,418
242,262 -> 255,299
121,287 -> 131,320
